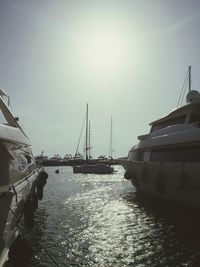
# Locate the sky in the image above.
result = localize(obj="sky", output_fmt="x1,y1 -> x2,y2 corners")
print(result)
0,0 -> 200,158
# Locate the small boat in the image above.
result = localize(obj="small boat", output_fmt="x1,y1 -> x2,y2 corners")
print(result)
120,66 -> 200,209
40,154 -> 62,166
61,152 -> 85,166
63,153 -> 73,160
35,150 -> 49,164
0,89 -> 48,266
73,104 -> 114,174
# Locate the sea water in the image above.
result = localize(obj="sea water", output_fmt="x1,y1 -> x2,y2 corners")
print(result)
29,166 -> 200,267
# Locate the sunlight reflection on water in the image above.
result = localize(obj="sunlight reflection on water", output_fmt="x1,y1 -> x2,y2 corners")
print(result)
29,166 -> 200,267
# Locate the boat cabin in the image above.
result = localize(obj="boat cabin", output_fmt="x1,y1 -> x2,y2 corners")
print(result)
128,90 -> 200,163
150,91 -> 200,133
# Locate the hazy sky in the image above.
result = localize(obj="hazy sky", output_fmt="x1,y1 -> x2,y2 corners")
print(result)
0,0 -> 200,158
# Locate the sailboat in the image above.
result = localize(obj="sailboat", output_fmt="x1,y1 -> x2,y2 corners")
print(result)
108,116 -> 118,164
98,116 -> 118,165
73,104 -> 114,174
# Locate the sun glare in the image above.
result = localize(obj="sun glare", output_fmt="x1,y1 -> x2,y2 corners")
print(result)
82,29 -> 127,75
88,32 -> 123,70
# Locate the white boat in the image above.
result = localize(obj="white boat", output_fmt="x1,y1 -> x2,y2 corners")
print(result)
0,89 -> 48,266
73,104 -> 114,174
120,66 -> 200,209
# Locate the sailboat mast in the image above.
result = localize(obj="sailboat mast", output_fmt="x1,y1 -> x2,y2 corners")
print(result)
189,65 -> 192,92
89,120 -> 91,159
85,103 -> 89,160
109,116 -> 113,159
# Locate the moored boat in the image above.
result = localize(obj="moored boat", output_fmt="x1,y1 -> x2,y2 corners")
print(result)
120,66 -> 200,209
0,89 -> 48,266
73,104 -> 114,174
73,163 -> 114,174
35,150 -> 49,164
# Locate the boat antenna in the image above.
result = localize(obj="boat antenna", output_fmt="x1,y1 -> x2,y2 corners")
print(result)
88,120 -> 91,159
109,116 -> 114,159
189,65 -> 192,91
85,103 -> 89,161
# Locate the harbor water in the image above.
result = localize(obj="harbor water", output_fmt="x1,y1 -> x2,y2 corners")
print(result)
29,166 -> 200,267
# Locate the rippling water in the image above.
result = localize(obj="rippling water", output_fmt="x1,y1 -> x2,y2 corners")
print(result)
28,166 -> 200,267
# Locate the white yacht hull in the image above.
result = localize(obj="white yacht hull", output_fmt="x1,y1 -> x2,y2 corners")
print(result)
120,67 -> 200,210
121,158 -> 200,209
0,89 -> 48,265
0,167 -> 42,266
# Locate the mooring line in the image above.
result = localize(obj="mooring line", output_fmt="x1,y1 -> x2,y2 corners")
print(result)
42,247 -> 60,267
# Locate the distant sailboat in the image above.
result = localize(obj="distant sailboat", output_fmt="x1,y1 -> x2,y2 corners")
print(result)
109,116 -> 113,160
73,104 -> 114,174
98,116 -> 118,165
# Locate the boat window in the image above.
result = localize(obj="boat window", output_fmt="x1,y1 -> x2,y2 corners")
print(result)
151,115 -> 186,132
10,149 -> 30,171
0,109 -> 8,124
151,146 -> 200,162
190,114 -> 200,123
128,151 -> 137,160
25,155 -> 32,164
136,150 -> 144,161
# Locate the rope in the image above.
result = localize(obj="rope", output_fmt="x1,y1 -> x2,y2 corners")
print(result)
177,68 -> 189,107
42,248 -> 60,267
12,185 -> 18,206
0,194 -> 19,219
74,113 -> 86,158
180,75 -> 188,106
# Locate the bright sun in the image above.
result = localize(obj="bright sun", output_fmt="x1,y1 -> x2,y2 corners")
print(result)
83,29 -> 126,74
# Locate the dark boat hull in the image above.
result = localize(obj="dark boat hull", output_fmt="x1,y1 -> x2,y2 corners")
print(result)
73,164 -> 114,174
